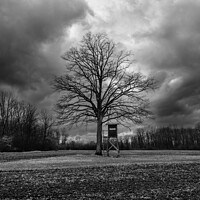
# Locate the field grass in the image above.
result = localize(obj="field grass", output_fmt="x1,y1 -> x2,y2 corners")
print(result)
0,150 -> 94,162
1,150 -> 200,199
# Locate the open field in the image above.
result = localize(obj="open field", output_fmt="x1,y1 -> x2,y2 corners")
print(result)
1,150 -> 200,199
1,150 -> 200,170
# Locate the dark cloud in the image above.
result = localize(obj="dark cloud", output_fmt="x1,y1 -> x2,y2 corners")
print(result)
137,0 -> 200,126
2,0 -> 200,130
0,0 -> 90,106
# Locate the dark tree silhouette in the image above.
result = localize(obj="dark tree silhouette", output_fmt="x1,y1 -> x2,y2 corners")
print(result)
39,109 -> 55,149
0,91 -> 17,136
53,32 -> 156,155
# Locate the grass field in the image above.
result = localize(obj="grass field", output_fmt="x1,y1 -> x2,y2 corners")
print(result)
1,150 -> 200,199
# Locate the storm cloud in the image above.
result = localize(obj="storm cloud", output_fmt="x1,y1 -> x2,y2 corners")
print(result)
84,0 -> 200,127
88,0 -> 200,127
0,0 -> 90,106
1,0 -> 200,130
139,0 -> 200,126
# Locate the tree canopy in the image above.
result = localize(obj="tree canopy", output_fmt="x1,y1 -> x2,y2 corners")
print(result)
53,32 -> 156,155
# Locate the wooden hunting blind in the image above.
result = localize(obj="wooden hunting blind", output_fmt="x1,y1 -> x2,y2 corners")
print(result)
108,124 -> 117,138
102,123 -> 120,157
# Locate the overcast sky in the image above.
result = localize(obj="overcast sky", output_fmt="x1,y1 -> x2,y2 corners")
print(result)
1,0 -> 200,132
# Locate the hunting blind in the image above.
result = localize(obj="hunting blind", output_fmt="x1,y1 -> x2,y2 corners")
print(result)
102,124 -> 120,157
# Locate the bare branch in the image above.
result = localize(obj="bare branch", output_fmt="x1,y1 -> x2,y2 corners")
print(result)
53,32 -> 157,129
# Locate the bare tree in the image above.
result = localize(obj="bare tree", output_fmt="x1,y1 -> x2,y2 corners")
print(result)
21,104 -> 38,150
39,109 -> 55,148
53,32 -> 156,155
0,91 -> 17,136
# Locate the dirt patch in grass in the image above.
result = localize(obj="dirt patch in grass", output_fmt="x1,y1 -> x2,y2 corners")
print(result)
1,163 -> 200,199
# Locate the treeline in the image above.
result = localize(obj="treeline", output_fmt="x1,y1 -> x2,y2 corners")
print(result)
0,91 -> 58,152
1,90 -> 200,152
59,141 -> 96,150
119,127 -> 200,150
57,127 -> 200,151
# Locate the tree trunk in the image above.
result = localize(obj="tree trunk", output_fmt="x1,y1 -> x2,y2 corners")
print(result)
95,115 -> 103,155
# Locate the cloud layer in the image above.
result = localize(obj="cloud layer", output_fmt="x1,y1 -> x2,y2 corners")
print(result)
0,0 -> 90,107
1,0 -> 200,132
85,0 -> 200,127
139,0 -> 200,126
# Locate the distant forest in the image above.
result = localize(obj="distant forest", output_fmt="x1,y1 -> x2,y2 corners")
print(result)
1,90 -> 200,152
62,126 -> 200,151
120,126 -> 200,150
0,90 -> 58,152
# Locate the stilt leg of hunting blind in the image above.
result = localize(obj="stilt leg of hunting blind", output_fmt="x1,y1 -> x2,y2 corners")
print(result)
102,130 -> 109,156
117,138 -> 120,157
107,137 -> 109,156
102,130 -> 105,154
